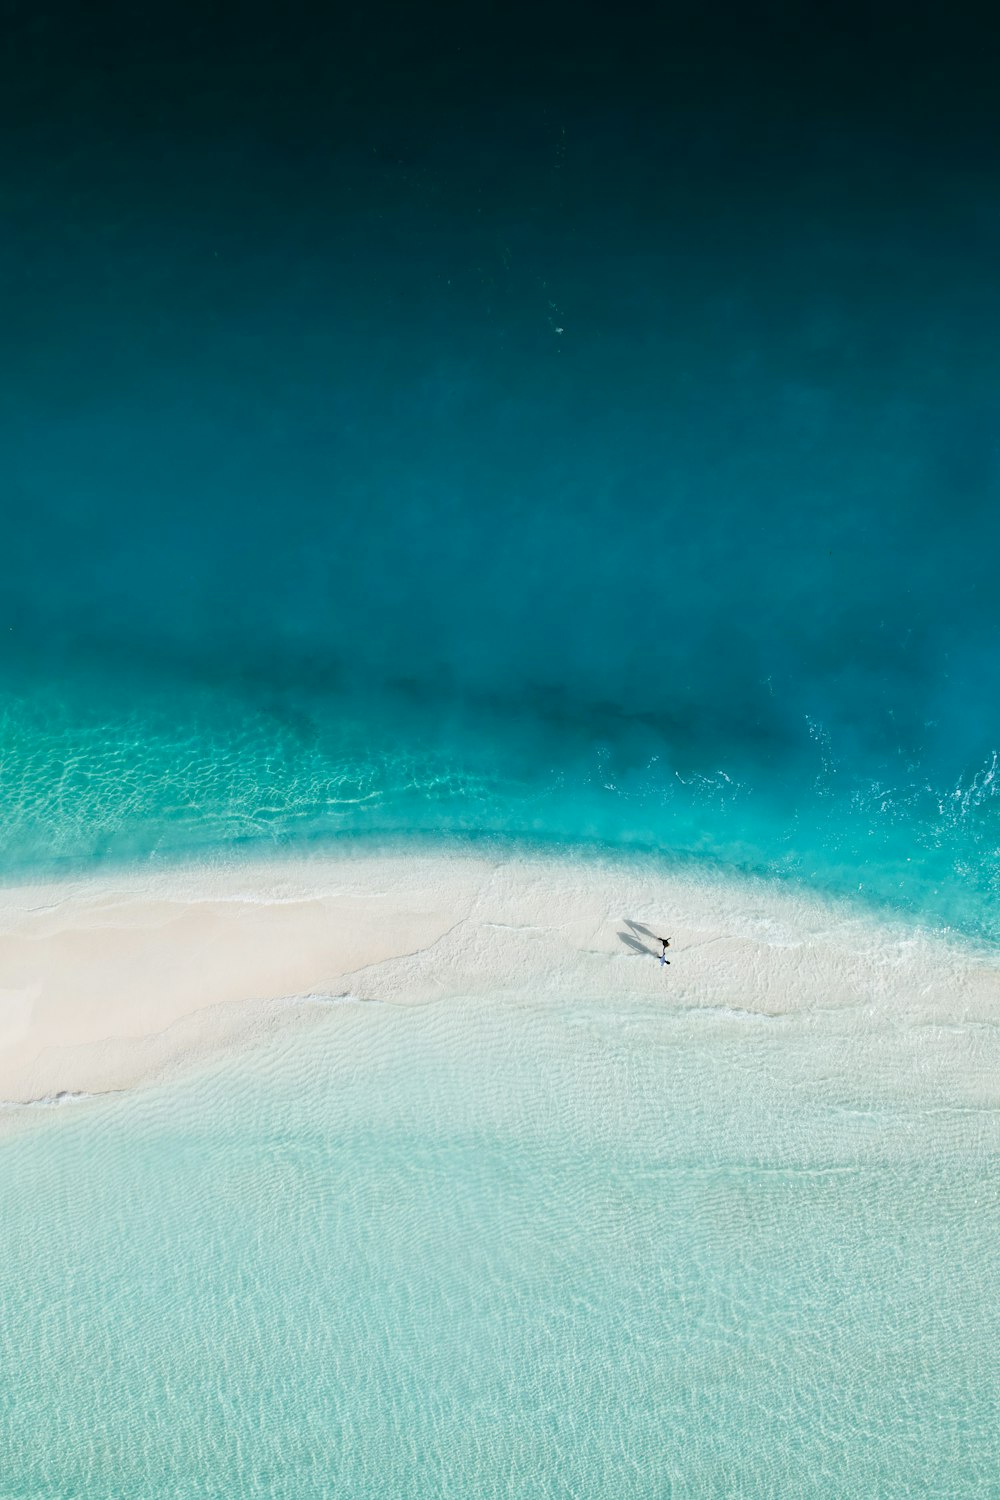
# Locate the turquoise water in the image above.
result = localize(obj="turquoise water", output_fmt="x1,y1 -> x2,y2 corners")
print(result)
1,659 -> 997,938
2,3 -> 999,1492
3,997 -> 999,1498
2,5 -> 999,935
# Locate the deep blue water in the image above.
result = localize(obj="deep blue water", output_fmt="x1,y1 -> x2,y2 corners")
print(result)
1,1 -> 998,933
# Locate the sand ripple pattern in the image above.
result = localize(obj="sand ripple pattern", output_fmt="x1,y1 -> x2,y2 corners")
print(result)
2,994 -> 998,1498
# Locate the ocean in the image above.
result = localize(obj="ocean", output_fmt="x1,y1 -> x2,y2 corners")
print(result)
2,3 -> 998,935
1,1 -> 998,1493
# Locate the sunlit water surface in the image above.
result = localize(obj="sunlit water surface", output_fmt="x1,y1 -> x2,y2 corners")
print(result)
3,994 -> 998,1498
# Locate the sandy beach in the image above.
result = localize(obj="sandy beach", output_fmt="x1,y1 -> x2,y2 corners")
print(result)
1,847 -> 998,1107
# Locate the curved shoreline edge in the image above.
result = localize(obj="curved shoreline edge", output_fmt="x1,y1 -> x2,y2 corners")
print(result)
1,845 -> 998,1108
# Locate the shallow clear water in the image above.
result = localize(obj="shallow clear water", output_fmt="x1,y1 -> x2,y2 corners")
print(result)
3,996 -> 998,1498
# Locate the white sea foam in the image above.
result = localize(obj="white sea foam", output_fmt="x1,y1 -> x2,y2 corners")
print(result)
0,1089 -> 101,1110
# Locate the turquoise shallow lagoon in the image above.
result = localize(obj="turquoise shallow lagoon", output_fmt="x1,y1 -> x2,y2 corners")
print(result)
3,992 -> 999,1498
1,668 -> 997,943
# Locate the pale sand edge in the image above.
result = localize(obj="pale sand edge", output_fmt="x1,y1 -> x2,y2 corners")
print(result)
1,846 -> 997,1103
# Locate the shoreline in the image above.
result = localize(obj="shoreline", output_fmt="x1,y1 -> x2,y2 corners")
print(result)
0,821 -> 994,948
1,844 -> 998,1107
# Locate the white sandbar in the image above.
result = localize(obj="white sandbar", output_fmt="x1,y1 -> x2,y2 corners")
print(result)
1,846 -> 997,1106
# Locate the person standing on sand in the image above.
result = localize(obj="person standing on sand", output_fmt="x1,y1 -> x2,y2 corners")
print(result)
658,937 -> 671,966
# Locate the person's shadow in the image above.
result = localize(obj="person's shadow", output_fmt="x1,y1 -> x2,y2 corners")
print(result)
617,920 -> 667,960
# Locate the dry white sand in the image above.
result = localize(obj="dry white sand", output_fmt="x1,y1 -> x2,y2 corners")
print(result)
1,847 -> 997,1106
